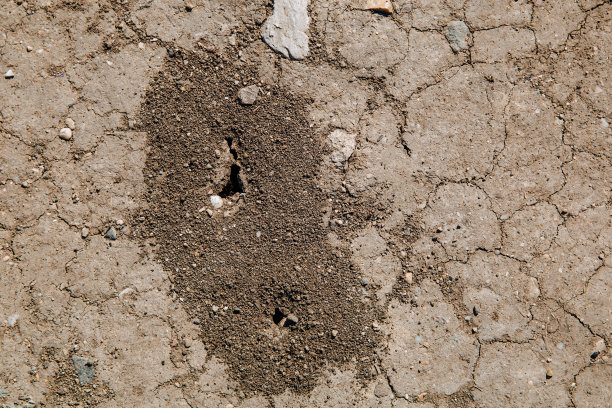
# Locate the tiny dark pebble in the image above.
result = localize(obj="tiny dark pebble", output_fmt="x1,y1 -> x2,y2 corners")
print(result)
546,368 -> 553,379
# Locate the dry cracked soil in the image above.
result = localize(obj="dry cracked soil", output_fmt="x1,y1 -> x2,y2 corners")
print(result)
1,0 -> 611,407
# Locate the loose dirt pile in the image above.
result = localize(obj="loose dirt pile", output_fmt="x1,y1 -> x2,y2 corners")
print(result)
132,50 -> 380,395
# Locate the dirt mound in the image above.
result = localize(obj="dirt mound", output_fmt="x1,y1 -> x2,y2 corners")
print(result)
132,50 -> 380,395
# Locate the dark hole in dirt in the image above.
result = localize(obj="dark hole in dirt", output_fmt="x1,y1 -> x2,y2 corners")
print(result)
132,50 -> 380,396
272,307 -> 285,325
219,163 -> 244,197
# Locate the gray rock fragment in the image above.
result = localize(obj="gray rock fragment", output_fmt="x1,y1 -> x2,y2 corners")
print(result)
71,356 -> 95,384
104,226 -> 117,240
262,0 -> 310,60
238,85 -> 260,105
444,21 -> 470,52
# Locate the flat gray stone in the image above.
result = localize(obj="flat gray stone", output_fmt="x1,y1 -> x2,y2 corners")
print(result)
238,85 -> 260,105
104,226 -> 117,240
71,356 -> 95,384
444,21 -> 470,52
262,0 -> 310,60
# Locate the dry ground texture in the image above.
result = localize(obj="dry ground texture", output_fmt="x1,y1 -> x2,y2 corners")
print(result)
1,0 -> 611,407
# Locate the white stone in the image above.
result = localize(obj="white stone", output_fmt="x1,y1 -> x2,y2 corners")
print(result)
210,195 -> 223,209
4,69 -> 14,78
404,272 -> 413,284
328,129 -> 356,167
262,0 -> 310,60
59,127 -> 72,140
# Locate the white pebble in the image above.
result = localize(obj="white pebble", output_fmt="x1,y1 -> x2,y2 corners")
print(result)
59,127 -> 72,140
602,118 -> 609,128
256,231 -> 261,238
4,69 -> 14,78
210,195 -> 223,209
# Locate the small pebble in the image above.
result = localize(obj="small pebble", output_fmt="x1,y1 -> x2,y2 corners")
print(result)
546,368 -> 553,379
238,85 -> 260,105
206,209 -> 213,217
210,195 -> 223,209
444,21 -> 470,52
4,69 -> 14,79
81,227 -> 90,238
331,329 -> 338,338
59,127 -> 72,141
212,305 -> 219,313
104,227 -> 117,240
65,118 -> 76,130
472,327 -> 478,333
27,46 -> 33,52
360,278 -> 369,286
404,272 -> 413,284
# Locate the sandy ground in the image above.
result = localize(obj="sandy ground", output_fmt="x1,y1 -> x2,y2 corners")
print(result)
1,0 -> 611,407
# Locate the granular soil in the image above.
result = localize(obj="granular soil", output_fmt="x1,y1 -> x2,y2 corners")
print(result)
42,348 -> 114,407
132,50 -> 381,395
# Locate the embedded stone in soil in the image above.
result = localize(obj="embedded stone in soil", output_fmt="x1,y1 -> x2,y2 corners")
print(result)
133,51 -> 380,395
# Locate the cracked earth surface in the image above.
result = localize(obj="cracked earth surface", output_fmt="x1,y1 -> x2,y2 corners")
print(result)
1,0 -> 610,407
